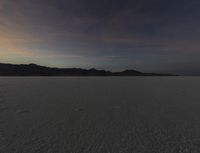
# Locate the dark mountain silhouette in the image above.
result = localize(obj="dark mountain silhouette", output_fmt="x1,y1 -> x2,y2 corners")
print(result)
0,63 -> 176,76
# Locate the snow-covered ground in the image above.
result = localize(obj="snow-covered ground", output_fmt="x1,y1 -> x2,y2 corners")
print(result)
0,77 -> 200,153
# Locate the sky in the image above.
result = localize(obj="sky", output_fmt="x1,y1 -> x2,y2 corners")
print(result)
0,0 -> 200,75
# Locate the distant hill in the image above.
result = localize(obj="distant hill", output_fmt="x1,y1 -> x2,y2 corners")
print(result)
0,63 -> 176,76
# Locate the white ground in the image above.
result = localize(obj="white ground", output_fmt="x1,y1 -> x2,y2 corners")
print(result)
0,77 -> 200,153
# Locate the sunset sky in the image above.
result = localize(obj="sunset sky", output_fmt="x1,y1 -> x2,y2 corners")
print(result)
0,0 -> 200,75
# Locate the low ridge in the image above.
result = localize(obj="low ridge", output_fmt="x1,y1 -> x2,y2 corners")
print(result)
0,63 -> 176,76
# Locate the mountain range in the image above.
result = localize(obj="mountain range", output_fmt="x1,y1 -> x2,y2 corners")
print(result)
0,63 -> 176,76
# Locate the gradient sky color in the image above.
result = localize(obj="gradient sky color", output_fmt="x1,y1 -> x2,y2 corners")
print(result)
0,0 -> 200,75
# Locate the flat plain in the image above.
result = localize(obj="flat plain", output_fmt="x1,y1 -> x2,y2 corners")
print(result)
0,77 -> 200,153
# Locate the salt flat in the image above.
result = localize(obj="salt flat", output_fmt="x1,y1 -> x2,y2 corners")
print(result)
0,77 -> 200,153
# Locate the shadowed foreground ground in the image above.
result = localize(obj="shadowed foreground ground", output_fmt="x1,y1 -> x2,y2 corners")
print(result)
0,77 -> 200,153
